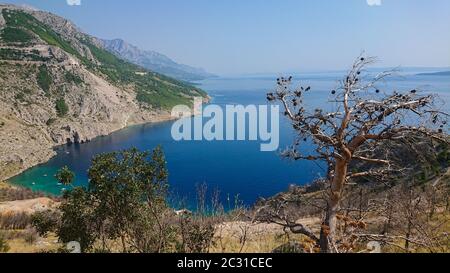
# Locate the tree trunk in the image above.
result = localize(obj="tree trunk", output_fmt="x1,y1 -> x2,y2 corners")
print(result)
382,203 -> 393,235
405,220 -> 412,252
320,198 -> 340,253
121,234 -> 127,253
320,159 -> 348,253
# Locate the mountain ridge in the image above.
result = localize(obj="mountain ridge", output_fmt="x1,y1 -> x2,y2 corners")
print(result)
100,38 -> 215,81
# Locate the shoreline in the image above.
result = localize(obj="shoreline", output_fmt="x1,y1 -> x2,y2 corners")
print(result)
2,114 -> 177,186
3,97 -> 212,189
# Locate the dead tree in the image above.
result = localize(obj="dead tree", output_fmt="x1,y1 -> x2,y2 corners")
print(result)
368,181 -> 449,253
267,55 -> 449,253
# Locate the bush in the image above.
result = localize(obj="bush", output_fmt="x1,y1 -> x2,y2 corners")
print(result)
46,118 -> 57,126
58,188 -> 97,253
31,210 -> 60,237
14,92 -> 25,102
37,65 -> 52,93
64,71 -> 83,85
24,228 -> 39,245
55,98 -> 69,117
57,147 -> 172,253
178,216 -> 216,253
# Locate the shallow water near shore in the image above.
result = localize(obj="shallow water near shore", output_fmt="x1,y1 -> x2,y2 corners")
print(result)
8,72 -> 450,207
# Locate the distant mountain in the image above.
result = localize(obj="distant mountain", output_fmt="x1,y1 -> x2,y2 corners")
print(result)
100,39 -> 215,81
416,71 -> 450,76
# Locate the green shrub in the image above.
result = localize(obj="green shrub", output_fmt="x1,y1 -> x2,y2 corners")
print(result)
37,65 -> 52,93
46,118 -> 57,126
31,211 -> 60,237
64,71 -> 83,85
14,92 -> 25,102
55,98 -> 69,117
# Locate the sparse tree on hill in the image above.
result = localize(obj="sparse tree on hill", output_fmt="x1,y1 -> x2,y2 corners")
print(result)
267,55 -> 449,253
55,166 -> 75,186
56,147 -> 173,253
87,147 -> 171,253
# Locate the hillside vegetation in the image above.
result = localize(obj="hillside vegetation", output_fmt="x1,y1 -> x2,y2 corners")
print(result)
0,141 -> 448,253
0,4 -> 208,181
0,7 -> 206,108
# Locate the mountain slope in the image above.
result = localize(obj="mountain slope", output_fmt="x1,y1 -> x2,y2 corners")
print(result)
101,38 -> 215,81
0,4 -> 207,181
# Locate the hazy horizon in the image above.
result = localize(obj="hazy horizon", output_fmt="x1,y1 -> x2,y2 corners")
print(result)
2,0 -> 450,75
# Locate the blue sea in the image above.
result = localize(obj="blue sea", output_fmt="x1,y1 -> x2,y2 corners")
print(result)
8,71 -> 450,207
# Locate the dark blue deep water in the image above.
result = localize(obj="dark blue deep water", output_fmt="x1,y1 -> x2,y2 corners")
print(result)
8,72 -> 450,207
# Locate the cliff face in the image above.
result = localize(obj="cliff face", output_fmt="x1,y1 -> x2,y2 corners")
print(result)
0,5 -> 207,181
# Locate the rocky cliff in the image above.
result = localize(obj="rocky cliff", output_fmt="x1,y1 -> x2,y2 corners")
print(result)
0,4 -> 207,181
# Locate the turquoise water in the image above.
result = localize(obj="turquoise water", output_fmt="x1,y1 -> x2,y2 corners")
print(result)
8,72 -> 450,206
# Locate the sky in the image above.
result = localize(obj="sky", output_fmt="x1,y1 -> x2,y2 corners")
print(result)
2,0 -> 450,75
